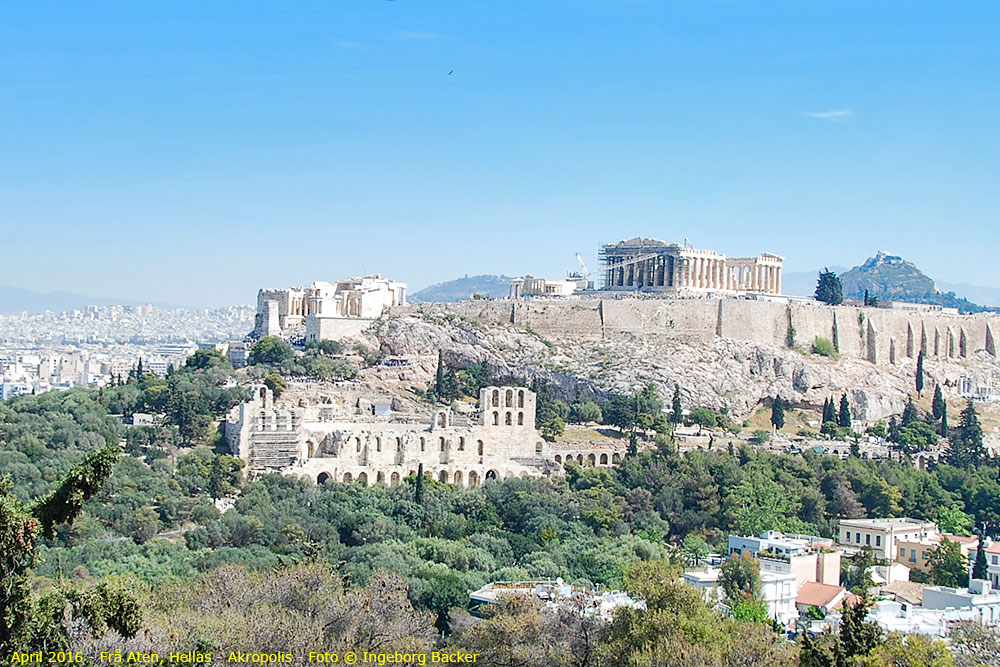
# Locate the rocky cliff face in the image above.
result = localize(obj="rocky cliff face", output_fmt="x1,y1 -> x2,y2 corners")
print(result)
367,311 -> 1000,423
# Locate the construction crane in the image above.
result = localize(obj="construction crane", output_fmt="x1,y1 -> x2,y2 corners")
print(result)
573,250 -> 667,287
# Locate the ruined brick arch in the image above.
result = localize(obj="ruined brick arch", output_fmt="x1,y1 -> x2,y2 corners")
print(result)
517,412 -> 524,426
343,472 -> 353,483
390,472 -> 400,486
453,470 -> 463,487
505,389 -> 513,407
317,472 -> 331,485
600,453 -> 608,465
518,390 -> 525,408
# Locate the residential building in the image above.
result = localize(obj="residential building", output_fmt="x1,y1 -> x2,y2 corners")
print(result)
681,566 -> 798,626
837,518 -> 939,560
894,533 -> 978,574
795,582 -> 856,617
968,540 -> 1000,590
922,579 -> 1000,626
728,531 -> 840,588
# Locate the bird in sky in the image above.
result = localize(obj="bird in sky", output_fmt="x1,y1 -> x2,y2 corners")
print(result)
448,70 -> 453,75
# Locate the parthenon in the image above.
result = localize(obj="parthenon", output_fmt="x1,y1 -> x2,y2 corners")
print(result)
600,237 -> 783,295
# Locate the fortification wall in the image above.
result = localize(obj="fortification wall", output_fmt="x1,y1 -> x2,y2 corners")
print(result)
400,299 -> 998,366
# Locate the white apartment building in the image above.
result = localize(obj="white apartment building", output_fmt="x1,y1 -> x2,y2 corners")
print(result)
838,518 -> 939,560
922,579 -> 1000,626
969,540 -> 1000,590
681,566 -> 798,626
728,531 -> 840,588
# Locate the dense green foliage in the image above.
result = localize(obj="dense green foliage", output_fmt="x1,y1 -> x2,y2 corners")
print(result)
815,269 -> 844,306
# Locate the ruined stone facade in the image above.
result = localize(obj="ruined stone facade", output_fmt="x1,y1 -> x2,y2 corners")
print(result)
225,385 -> 618,486
601,237 -> 783,295
254,276 -> 407,339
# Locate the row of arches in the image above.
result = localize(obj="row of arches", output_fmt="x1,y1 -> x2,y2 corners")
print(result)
317,468 -> 516,488
552,452 -> 621,466
489,410 -> 526,426
490,388 -> 526,409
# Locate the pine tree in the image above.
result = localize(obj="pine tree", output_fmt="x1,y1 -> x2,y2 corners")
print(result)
838,394 -> 852,428
948,399 -> 986,468
901,398 -> 918,426
415,462 -> 425,504
888,416 -> 901,442
840,594 -> 882,659
931,384 -> 945,420
670,384 -> 682,425
815,269 -> 844,306
915,350 -> 925,396
972,533 -> 988,580
770,396 -> 785,430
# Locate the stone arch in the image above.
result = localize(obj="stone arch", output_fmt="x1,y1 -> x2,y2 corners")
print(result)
518,390 -> 525,408
307,440 -> 317,458
343,472 -> 353,483
535,442 -> 543,454
259,386 -> 267,402
459,437 -> 465,451
504,470 -> 515,479
356,437 -> 362,453
438,470 -> 449,483
477,440 -> 484,455
396,437 -> 403,451
376,471 -> 385,484
390,472 -> 400,486
485,469 -> 498,480
468,471 -> 480,487
317,472 -> 331,485
420,437 -> 426,451
554,454 -> 562,463
587,453 -> 596,466
519,471 -> 529,478
492,389 -> 500,407
357,472 -> 368,485
492,411 -> 499,426
600,453 -> 608,465
375,437 -> 381,452
505,412 -> 513,426
505,389 -> 513,407
577,454 -> 584,464
453,470 -> 463,487
612,453 -> 621,464
439,436 -> 446,452
517,412 -> 524,426
438,411 -> 448,428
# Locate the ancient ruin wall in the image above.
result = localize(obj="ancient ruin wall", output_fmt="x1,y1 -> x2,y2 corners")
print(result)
399,299 -> 997,365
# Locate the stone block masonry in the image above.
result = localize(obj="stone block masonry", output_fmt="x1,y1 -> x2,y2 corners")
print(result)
400,298 -> 998,366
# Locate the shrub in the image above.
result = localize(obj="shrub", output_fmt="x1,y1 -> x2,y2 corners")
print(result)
812,337 -> 838,359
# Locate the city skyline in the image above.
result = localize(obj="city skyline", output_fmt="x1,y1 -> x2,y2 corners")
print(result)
2,1 -> 998,306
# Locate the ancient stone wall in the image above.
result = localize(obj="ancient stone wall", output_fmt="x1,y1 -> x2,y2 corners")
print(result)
400,298 -> 998,366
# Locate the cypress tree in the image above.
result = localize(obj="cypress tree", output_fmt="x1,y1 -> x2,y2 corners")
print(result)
434,351 -> 446,399
815,269 -> 844,306
948,399 -> 986,468
822,397 -> 836,425
915,350 -> 925,396
939,405 -> 948,437
670,384 -> 682,425
972,534 -> 988,580
838,394 -> 852,428
770,396 -> 785,430
931,384 -> 945,420
415,462 -> 425,504
901,398 -> 918,427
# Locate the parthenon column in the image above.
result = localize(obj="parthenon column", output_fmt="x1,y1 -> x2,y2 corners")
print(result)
776,267 -> 782,294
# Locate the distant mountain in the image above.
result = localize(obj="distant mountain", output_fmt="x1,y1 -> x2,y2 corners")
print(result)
410,275 -> 513,302
936,281 -> 1000,308
0,285 -> 181,315
839,252 -> 987,313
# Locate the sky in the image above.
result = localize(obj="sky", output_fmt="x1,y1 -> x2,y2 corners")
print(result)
1,1 -> 998,307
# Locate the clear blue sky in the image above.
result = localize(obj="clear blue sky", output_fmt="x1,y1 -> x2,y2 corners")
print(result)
1,1 -> 997,306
